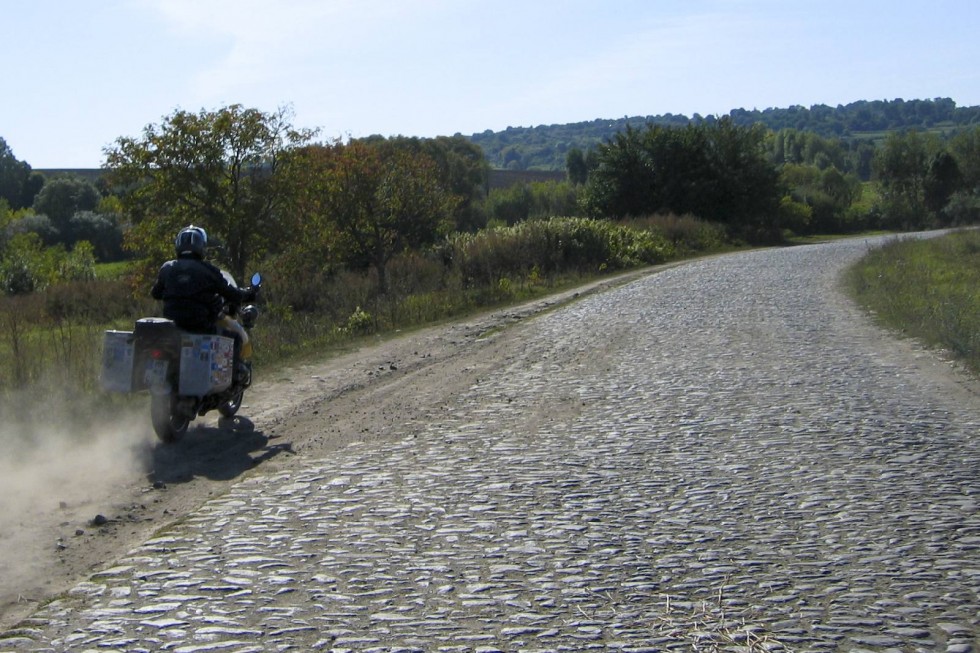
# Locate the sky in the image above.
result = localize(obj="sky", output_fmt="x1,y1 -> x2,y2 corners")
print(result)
2,0 -> 978,169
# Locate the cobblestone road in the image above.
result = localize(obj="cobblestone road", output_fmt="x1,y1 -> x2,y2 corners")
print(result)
3,239 -> 979,652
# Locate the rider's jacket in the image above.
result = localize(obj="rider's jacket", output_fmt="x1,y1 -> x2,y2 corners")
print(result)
151,256 -> 250,332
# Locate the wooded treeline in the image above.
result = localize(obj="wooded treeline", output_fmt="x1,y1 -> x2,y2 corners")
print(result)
471,97 -> 980,171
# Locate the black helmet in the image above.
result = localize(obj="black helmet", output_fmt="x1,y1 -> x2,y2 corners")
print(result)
175,225 -> 207,258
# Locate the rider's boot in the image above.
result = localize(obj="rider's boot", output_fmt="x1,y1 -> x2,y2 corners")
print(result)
237,360 -> 252,388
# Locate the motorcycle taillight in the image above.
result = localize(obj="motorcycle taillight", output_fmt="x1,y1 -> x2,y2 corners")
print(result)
150,348 -> 167,360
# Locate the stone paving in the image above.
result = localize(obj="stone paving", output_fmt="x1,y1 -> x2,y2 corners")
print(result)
2,238 -> 979,652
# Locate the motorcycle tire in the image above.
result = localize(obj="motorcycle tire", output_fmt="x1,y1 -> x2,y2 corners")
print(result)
151,392 -> 189,443
218,388 -> 245,419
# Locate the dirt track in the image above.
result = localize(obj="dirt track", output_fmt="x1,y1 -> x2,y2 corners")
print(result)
0,269 -> 646,631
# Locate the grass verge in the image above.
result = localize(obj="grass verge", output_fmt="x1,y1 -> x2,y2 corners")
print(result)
845,229 -> 980,374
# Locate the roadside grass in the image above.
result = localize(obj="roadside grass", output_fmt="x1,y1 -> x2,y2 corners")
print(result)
255,265 -> 633,369
785,229 -> 891,246
17,216 -> 974,428
845,229 -> 980,374
43,215 -> 966,437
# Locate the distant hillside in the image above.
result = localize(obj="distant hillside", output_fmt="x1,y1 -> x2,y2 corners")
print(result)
34,98 -> 980,180
467,97 -> 980,171
35,168 -> 103,183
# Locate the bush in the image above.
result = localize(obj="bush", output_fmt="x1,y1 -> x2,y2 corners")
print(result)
446,217 -> 674,287
942,191 -> 980,225
615,214 -> 728,255
344,306 -> 374,335
483,180 -> 581,225
7,213 -> 59,246
68,212 -> 125,260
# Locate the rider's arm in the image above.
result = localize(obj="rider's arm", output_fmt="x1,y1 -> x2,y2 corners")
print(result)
150,262 -> 171,300
208,263 -> 252,305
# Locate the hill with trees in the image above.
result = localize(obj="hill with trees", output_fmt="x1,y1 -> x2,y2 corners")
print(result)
468,97 -> 980,171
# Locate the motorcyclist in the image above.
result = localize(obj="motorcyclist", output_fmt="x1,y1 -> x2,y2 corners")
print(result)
150,225 -> 257,383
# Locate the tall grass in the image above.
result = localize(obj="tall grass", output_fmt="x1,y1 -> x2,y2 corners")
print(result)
618,213 -> 730,255
0,280 -> 150,393
1,216 -> 729,419
846,229 -> 980,373
444,216 -> 675,287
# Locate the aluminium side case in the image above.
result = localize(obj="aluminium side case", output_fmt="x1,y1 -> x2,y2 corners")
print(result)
177,333 -> 234,396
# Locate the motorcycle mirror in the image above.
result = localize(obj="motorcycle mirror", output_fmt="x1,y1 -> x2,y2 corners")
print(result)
251,272 -> 262,287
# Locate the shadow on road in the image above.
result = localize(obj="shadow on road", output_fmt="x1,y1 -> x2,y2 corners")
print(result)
148,417 -> 293,485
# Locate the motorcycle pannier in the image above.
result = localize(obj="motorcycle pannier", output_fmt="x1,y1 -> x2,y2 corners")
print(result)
178,334 -> 234,396
103,319 -> 233,396
101,330 -> 135,393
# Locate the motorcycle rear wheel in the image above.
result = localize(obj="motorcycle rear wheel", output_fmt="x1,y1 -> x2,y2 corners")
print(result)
151,392 -> 189,443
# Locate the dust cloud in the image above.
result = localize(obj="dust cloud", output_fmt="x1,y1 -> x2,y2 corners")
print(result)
0,393 -> 153,608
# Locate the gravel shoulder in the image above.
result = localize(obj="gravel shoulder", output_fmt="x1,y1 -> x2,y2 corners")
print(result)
0,267 -> 657,630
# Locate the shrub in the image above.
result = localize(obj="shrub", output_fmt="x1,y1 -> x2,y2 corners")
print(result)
483,180 -> 581,225
618,213 -> 728,254
345,306 -> 374,335
446,217 -> 673,288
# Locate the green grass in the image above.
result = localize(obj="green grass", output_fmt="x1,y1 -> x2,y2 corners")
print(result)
785,228 -> 891,246
851,181 -> 877,215
845,229 -> 980,373
94,259 -> 135,280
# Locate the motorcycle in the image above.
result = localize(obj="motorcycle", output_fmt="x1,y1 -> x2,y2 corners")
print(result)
101,272 -> 263,443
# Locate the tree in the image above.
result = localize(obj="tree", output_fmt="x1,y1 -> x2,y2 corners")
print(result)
104,104 -> 315,280
0,137 -> 42,210
705,119 -> 782,239
873,130 -> 939,228
1,232 -> 54,294
7,213 -> 59,245
69,211 -> 125,261
485,183 -> 534,225
286,139 -> 458,294
0,199 -> 12,253
583,120 -> 781,240
432,136 -> 489,232
32,175 -> 100,235
582,125 -> 657,219
923,151 -> 963,221
779,164 -> 861,233
566,147 -> 588,185
376,135 -> 489,232
949,126 -> 980,191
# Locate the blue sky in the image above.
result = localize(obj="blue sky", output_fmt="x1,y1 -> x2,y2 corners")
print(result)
2,0 -> 978,168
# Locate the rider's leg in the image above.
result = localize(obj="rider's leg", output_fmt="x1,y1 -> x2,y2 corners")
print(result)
216,316 -> 250,384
